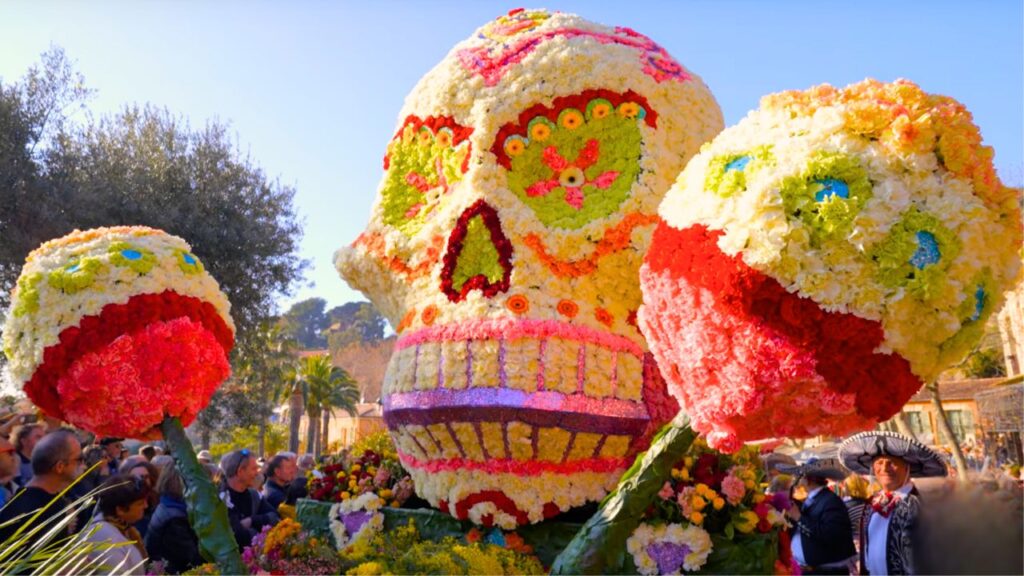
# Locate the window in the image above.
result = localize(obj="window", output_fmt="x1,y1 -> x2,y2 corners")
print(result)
947,410 -> 974,443
905,411 -> 927,437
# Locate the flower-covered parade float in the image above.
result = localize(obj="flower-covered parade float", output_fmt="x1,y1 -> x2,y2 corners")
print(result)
335,7 -> 721,531
2,226 -> 245,573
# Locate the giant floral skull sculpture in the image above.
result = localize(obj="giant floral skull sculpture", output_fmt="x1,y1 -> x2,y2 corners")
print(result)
336,8 -> 722,528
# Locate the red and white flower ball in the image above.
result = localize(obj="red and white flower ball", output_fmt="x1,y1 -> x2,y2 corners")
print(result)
639,79 -> 1022,452
3,226 -> 235,439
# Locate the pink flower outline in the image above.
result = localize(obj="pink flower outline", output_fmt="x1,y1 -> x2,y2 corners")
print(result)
525,139 -> 619,210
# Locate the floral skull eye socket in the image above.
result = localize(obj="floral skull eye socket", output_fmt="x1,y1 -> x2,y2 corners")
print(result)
381,116 -> 473,236
492,90 -> 657,230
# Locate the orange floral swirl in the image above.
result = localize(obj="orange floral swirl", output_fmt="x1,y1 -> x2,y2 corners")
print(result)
522,212 -> 659,278
353,231 -> 443,280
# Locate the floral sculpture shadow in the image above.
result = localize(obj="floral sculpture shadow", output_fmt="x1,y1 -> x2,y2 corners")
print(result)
3,226 -> 244,574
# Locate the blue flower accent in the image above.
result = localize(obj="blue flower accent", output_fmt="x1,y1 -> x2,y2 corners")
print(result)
485,529 -> 506,547
814,178 -> 850,202
970,286 -> 986,322
909,231 -> 941,269
121,249 -> 143,261
725,156 -> 751,172
184,253 -> 197,265
66,263 -> 80,273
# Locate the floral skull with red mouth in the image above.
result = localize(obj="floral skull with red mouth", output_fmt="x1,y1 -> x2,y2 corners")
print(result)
336,8 -> 722,528
640,79 -> 1022,453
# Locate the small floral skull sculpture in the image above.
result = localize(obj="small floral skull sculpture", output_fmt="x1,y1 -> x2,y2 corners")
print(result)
337,8 -> 722,527
640,79 -> 1022,452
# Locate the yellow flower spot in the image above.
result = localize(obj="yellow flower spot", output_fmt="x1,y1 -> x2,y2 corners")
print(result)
390,500 -> 400,507
679,468 -> 690,481
618,102 -> 641,119
436,130 -> 452,147
753,493 -> 765,504
504,136 -> 526,156
713,497 -> 725,510
690,511 -> 704,525
379,489 -> 393,499
670,468 -> 680,480
351,464 -> 362,472
590,102 -> 611,119
341,491 -> 351,500
417,128 -> 433,145
530,122 -> 551,141
559,109 -> 584,130
691,496 -> 707,511
684,457 -> 694,468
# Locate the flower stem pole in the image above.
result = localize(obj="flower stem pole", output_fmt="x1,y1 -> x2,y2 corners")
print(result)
161,416 -> 246,575
551,413 -> 697,575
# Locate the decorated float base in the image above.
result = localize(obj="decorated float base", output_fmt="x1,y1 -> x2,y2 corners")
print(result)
296,418 -> 782,575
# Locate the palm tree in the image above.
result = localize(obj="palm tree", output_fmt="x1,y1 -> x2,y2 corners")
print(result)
236,321 -> 299,456
293,354 -> 360,456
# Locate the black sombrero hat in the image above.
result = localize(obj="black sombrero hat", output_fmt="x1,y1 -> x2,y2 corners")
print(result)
838,431 -> 948,478
777,457 -> 849,481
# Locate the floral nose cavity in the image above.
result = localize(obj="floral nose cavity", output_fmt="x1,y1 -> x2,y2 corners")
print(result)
440,201 -> 514,302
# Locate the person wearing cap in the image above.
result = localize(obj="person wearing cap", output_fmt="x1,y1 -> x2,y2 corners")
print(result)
219,448 -> 279,548
100,437 -> 126,475
839,431 -> 947,575
781,458 -> 857,575
196,450 -> 212,465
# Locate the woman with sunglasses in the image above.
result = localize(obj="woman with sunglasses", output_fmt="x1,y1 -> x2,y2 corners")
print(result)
84,474 -> 151,574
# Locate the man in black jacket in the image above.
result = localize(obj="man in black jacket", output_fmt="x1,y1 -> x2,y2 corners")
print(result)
261,454 -> 296,511
784,459 -> 857,575
220,448 -> 279,548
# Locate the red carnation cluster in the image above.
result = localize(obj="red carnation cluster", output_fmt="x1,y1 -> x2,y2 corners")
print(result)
54,316 -> 229,439
25,291 -> 233,439
639,222 -> 922,451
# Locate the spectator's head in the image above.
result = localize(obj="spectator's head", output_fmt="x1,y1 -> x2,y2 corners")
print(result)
297,454 -> 315,472
118,455 -> 148,475
766,474 -> 793,495
151,454 -> 174,471
803,475 -> 828,489
265,454 -> 297,485
96,474 -> 150,524
0,436 -> 18,480
122,459 -> 158,488
203,462 -> 221,484
872,454 -> 911,492
221,449 -> 259,489
156,463 -> 185,501
196,450 -> 212,465
14,423 -> 44,457
31,429 -> 83,485
82,445 -> 110,478
139,445 -> 157,461
99,437 -> 124,461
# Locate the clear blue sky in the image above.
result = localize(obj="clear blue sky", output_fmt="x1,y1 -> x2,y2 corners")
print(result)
3,0 -> 1021,313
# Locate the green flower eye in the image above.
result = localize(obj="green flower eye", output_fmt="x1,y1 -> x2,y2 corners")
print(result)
704,146 -> 773,198
871,208 -> 960,300
779,151 -> 871,246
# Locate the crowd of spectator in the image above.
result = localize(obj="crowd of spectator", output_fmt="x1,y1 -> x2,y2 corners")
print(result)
0,410 -> 305,575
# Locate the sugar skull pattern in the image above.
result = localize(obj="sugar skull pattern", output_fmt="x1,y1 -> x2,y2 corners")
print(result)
337,9 -> 723,528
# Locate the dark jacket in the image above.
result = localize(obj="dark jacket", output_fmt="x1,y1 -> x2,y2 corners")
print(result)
794,487 -> 857,568
262,479 -> 288,511
145,497 -> 203,574
286,476 -> 307,505
859,487 -> 921,575
224,486 -> 279,548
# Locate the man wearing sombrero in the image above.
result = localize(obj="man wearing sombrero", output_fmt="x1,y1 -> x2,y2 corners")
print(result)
779,458 -> 857,575
839,431 -> 948,575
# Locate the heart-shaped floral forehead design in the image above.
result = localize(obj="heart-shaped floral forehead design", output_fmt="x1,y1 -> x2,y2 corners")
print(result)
492,89 -> 657,230
381,115 -> 473,236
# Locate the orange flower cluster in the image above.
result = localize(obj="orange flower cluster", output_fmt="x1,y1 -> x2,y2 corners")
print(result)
761,78 -> 1017,211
